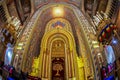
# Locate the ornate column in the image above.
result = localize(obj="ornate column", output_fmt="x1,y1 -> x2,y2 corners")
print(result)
48,48 -> 51,80
65,47 -> 69,80
30,0 -> 35,15
41,49 -> 50,80
67,49 -> 76,80
41,51 -> 46,78
67,48 -> 72,78
70,50 -> 75,77
45,49 -> 49,78
14,0 -> 25,24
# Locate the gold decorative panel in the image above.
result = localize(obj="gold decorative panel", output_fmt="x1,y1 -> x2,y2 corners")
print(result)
52,40 -> 65,57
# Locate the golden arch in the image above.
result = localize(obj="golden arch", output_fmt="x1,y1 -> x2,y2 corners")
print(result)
41,29 -> 76,51
38,28 -> 80,80
28,4 -> 88,80
45,18 -> 72,32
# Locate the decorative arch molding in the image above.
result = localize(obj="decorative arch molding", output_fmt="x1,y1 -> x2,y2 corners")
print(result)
41,29 -> 76,51
45,18 -> 72,32
46,34 -> 69,51
38,28 -> 79,80
13,2 -> 80,72
13,2 -> 94,80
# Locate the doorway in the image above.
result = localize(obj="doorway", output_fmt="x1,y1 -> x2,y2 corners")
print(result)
52,57 -> 65,80
51,40 -> 65,80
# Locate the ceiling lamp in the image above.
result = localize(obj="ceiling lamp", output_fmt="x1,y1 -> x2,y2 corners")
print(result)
52,6 -> 64,17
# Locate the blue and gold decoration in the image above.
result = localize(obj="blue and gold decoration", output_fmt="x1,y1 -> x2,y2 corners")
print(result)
98,23 -> 117,44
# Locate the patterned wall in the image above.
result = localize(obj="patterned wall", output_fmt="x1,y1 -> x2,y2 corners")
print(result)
22,6 -> 82,72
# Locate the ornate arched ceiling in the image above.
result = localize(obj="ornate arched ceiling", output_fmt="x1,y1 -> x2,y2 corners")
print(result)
29,4 -> 81,57
39,5 -> 79,41
6,0 -> 109,17
34,0 -> 81,8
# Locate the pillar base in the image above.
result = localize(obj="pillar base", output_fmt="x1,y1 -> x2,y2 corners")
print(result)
68,77 -> 76,80
41,78 -> 48,80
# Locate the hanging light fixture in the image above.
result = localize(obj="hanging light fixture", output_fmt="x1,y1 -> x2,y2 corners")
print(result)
52,5 -> 64,17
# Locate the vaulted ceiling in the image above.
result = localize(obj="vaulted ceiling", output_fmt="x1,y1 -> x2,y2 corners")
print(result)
6,0 -> 109,17
32,5 -> 81,56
